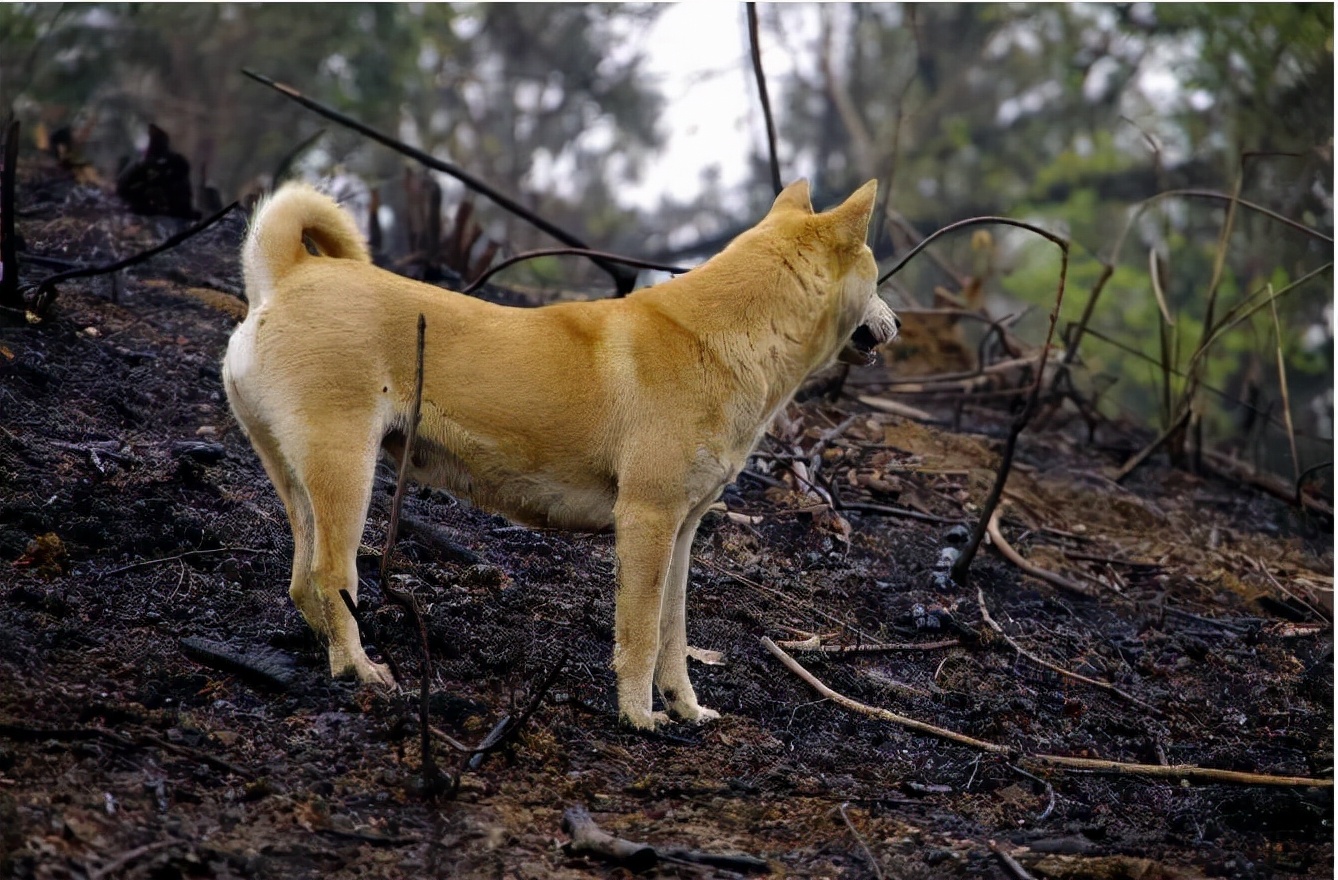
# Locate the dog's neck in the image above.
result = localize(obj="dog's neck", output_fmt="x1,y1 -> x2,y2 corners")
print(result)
637,247 -> 849,412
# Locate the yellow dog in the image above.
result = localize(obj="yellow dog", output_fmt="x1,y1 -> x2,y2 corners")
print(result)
223,179 -> 898,729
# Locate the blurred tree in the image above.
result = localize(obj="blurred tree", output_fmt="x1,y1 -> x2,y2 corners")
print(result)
0,3 -> 666,262
754,2 -> 1332,475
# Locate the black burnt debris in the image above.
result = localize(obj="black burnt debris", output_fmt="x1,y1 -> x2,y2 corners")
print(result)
0,160 -> 1331,879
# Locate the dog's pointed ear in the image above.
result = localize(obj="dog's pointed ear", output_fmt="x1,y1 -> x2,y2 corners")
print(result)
828,179 -> 877,242
769,179 -> 813,215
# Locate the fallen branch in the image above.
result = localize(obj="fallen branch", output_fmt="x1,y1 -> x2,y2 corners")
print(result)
242,69 -> 656,295
561,806 -> 770,874
31,200 -> 239,318
762,637 -> 1333,788
988,840 -> 1038,880
179,636 -> 297,693
699,557 -> 878,644
89,839 -> 181,880
976,587 -> 1159,715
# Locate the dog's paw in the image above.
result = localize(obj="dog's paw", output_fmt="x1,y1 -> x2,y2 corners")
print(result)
329,643 -> 396,689
670,703 -> 721,725
619,709 -> 671,731
357,658 -> 397,689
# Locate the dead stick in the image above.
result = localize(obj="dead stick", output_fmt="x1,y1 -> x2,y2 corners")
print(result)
242,69 -> 643,295
984,511 -> 1094,598
701,558 -> 879,644
561,807 -> 657,871
837,803 -> 885,880
89,839 -> 180,880
746,2 -> 782,195
99,546 -> 267,579
977,585 -> 1157,714
947,224 -> 1069,586
763,638 -> 1333,788
988,840 -> 1038,880
32,201 -> 239,317
0,117 -> 20,316
462,245 -> 686,295
776,636 -> 959,654
762,637 -> 1011,754
1114,408 -> 1191,483
378,314 -> 446,795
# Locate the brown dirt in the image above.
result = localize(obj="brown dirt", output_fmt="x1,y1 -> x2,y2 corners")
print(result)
1,164 -> 1332,879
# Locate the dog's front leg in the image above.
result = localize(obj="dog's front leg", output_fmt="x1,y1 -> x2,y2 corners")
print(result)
655,511 -> 719,723
611,499 -> 681,730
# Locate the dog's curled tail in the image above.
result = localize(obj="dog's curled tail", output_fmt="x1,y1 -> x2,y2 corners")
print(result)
242,183 -> 371,307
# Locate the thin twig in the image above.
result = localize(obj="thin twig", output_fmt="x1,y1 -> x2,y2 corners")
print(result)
983,510 -> 1095,598
701,558 -> 878,644
98,547 -> 267,579
837,803 -> 885,880
1007,763 -> 1056,822
462,245 -> 686,295
242,69 -> 643,295
776,635 -> 959,654
977,585 -> 1159,714
746,2 -> 782,195
377,314 -> 446,796
89,839 -> 180,880
839,500 -> 966,525
31,201 -> 239,317
1114,406 -> 1191,483
1062,184 -> 1329,365
762,637 -> 1011,754
0,117 -> 20,317
988,840 -> 1038,880
1265,285 -> 1301,489
950,228 -> 1069,585
879,216 -> 1066,287
763,638 -> 1334,788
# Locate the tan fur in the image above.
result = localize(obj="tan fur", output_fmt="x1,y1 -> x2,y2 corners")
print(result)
222,179 -> 898,729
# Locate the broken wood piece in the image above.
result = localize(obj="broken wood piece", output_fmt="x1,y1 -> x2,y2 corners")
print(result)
179,636 -> 297,692
560,806 -> 658,871
857,394 -> 934,422
561,806 -> 770,873
399,513 -> 483,566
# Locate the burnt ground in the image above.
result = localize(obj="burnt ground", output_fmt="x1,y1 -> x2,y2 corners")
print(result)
0,165 -> 1332,880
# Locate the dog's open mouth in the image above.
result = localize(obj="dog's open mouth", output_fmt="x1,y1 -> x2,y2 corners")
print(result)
838,324 -> 883,366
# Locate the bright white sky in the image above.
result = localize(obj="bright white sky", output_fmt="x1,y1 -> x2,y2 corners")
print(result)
616,2 -> 814,210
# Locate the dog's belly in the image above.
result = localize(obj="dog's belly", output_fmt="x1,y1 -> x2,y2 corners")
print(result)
384,433 -> 617,532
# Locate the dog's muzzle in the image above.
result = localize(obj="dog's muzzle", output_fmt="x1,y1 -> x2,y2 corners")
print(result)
839,299 -> 900,366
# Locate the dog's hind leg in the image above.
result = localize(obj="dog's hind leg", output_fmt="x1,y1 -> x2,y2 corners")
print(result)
224,389 -> 324,640
655,511 -> 719,723
294,425 -> 395,687
611,498 -> 683,730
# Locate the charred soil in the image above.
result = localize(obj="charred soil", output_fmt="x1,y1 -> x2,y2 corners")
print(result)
0,167 -> 1332,879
